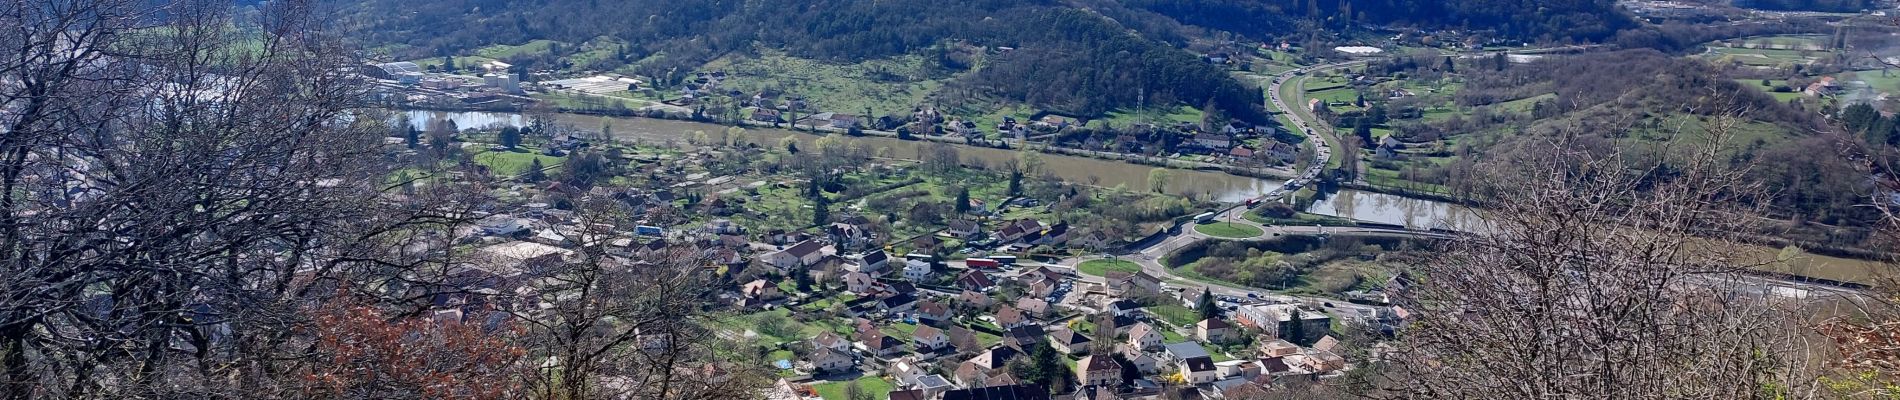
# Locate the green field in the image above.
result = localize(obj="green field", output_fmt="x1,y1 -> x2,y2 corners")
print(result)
1102,105 -> 1206,127
1194,221 -> 1263,238
814,376 -> 893,400
1734,79 -> 1804,102
1149,303 -> 1200,327
1077,259 -> 1143,276
472,150 -> 565,176
476,39 -> 560,60
705,51 -> 952,120
1705,46 -> 1822,67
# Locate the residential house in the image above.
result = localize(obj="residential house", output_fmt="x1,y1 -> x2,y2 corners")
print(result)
1227,146 -> 1255,160
911,235 -> 944,253
890,358 -> 930,384
855,250 -> 891,274
1161,342 -> 1211,364
827,222 -> 875,251
1264,141 -> 1299,164
1179,356 -> 1218,384
843,272 -> 878,294
1260,356 -> 1309,378
1105,300 -> 1143,317
1126,322 -> 1163,351
1048,328 -> 1093,355
1075,355 -> 1123,387
812,332 -> 851,353
741,279 -> 781,300
955,347 -> 1019,387
1038,277 -> 1073,299
1258,339 -> 1300,358
857,330 -> 907,358
903,259 -> 933,281
1117,344 -> 1158,374
1193,134 -> 1232,150
752,108 -> 783,123
1076,386 -> 1122,400
1216,381 -> 1271,399
947,220 -> 983,239
1032,222 -> 1073,246
889,389 -> 927,400
1306,351 -> 1348,373
996,219 -> 1043,242
1313,335 -> 1340,353
1015,298 -> 1051,319
956,271 -> 997,292
914,325 -> 950,351
1070,230 -> 1113,250
916,300 -> 951,323
957,289 -> 994,309
994,306 -> 1030,329
1105,271 -> 1163,296
1195,319 -> 1235,344
906,375 -> 955,398
940,384 -> 1050,400
1214,360 -> 1260,380
1022,266 -> 1068,283
829,113 -> 861,129
1003,325 -> 1047,351
947,326 -> 979,352
808,347 -> 856,374
880,293 -> 919,314
765,241 -> 826,269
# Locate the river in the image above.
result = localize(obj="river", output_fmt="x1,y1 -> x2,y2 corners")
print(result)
404,110 -> 1284,202
1300,188 -> 1482,231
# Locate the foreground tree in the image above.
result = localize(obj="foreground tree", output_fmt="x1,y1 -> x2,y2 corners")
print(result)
513,199 -> 770,399
1381,120 -> 1825,398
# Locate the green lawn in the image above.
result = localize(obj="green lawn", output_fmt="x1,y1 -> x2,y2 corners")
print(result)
475,39 -> 559,60
1194,222 -> 1264,238
814,376 -> 893,400
1150,304 -> 1200,327
472,150 -> 565,176
1102,105 -> 1205,127
1203,344 -> 1235,362
1159,328 -> 1188,343
1077,259 -> 1143,276
704,50 -> 950,121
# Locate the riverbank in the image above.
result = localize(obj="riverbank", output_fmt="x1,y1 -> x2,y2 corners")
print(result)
403,101 -> 1303,181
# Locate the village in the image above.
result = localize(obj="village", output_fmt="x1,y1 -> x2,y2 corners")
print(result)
385,94 -> 1406,399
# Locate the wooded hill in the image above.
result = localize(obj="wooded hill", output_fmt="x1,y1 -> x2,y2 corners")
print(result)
340,0 -> 1637,122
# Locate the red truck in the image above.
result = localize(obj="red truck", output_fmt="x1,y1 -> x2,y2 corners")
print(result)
964,258 -> 1000,269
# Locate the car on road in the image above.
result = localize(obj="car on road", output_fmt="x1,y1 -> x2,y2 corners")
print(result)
1247,292 -> 1259,299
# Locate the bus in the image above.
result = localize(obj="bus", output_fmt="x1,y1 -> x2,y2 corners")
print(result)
1195,212 -> 1218,223
990,255 -> 1019,266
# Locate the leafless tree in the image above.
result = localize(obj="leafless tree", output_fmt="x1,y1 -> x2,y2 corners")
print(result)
0,0 -> 481,397
510,197 -> 769,400
1379,117 -> 1829,399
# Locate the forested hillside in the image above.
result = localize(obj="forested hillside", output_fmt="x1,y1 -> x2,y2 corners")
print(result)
342,0 -> 1638,122
1124,0 -> 1634,42
1732,0 -> 1877,12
